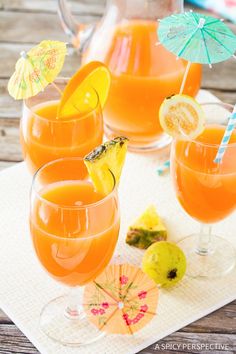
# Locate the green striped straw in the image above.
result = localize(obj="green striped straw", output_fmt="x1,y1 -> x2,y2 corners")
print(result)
156,160 -> 170,175
214,104 -> 236,164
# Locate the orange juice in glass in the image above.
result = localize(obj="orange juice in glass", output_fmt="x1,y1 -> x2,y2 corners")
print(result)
21,78 -> 103,174
84,20 -> 201,151
171,102 -> 236,278
30,157 -> 120,345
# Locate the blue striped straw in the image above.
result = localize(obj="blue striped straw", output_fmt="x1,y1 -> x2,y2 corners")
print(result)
156,160 -> 170,175
214,104 -> 236,164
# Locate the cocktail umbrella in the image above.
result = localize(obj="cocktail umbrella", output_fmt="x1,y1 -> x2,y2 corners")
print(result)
155,11 -> 236,175
83,263 -> 158,334
157,11 -> 236,93
8,40 -> 67,99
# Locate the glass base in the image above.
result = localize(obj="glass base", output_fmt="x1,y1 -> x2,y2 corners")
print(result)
178,234 -> 236,279
178,235 -> 236,278
104,123 -> 172,152
40,295 -> 105,346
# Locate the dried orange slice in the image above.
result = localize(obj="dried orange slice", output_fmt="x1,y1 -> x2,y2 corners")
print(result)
159,94 -> 206,139
57,61 -> 111,119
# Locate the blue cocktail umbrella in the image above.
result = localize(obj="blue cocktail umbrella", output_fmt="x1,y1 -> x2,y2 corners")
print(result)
157,11 -> 236,93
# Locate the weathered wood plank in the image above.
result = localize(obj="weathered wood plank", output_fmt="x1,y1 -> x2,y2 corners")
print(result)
0,324 -> 235,354
182,301 -> 236,335
1,6 -> 235,45
0,117 -> 22,161
202,58 -> 236,93
0,1 -> 233,24
0,325 -> 38,354
1,44 -> 236,90
0,309 -> 12,323
0,11 -> 99,44
139,332 -> 236,353
0,79 -> 22,117
0,0 -> 105,15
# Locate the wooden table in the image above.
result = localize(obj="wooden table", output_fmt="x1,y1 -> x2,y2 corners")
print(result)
0,1 -> 235,353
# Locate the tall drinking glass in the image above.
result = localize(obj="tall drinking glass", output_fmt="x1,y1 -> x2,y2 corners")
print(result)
30,157 -> 120,345
21,78 -> 103,174
171,102 -> 236,278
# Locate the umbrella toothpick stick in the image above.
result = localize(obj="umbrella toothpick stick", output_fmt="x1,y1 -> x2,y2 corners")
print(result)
179,61 -> 191,94
51,81 -> 63,95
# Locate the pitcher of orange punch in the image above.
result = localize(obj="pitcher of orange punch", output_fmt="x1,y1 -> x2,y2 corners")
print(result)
58,0 -> 202,151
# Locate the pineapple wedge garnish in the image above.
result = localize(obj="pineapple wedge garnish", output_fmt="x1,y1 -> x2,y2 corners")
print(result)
84,137 -> 128,195
126,205 -> 167,249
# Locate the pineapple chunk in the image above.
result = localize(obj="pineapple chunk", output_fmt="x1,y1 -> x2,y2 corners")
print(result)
84,137 -> 128,195
126,205 -> 167,249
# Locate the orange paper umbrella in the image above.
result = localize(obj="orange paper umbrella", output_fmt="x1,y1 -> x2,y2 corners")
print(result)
83,263 -> 158,335
8,40 -> 67,100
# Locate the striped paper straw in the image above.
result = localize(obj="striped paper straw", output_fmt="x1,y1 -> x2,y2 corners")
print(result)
156,160 -> 170,175
214,104 -> 236,164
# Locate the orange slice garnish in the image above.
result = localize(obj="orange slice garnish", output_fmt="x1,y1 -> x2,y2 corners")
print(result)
57,61 -> 111,119
159,94 -> 206,139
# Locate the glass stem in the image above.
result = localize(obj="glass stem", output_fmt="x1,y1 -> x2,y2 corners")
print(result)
196,224 -> 212,256
65,287 -> 83,320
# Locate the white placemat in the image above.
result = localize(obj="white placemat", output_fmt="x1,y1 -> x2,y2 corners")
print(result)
0,90 -> 235,354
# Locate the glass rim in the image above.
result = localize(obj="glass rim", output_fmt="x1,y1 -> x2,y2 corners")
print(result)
24,77 -> 101,124
175,101 -> 236,148
31,157 -> 118,211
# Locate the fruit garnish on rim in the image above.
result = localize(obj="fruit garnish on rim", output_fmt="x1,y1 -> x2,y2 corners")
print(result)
84,137 -> 128,195
159,94 -> 206,139
57,61 -> 111,119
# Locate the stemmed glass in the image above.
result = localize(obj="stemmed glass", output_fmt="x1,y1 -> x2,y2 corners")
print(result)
30,157 -> 120,345
171,102 -> 236,278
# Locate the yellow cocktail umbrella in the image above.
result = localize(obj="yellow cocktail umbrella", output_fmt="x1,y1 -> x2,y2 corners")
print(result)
8,40 -> 67,100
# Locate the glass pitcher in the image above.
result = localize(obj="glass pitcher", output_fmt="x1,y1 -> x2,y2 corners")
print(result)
58,0 -> 202,151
